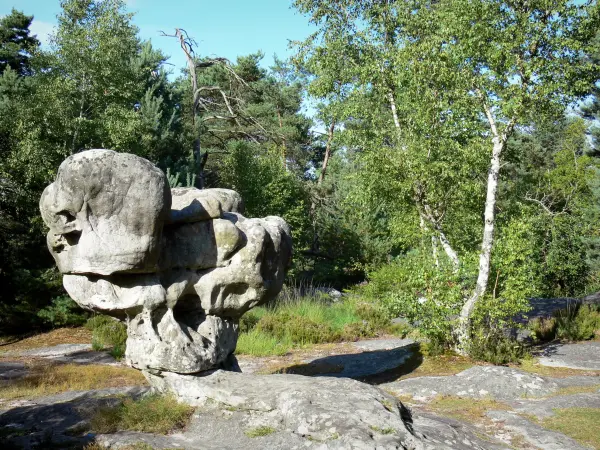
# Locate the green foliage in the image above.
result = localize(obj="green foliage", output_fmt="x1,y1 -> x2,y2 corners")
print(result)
555,304 -> 600,342
467,328 -> 526,365
0,9 -> 39,75
528,316 -> 558,343
236,329 -> 292,356
235,295 -> 397,356
36,296 -> 89,328
86,315 -> 127,359
358,249 -> 468,350
91,394 -> 194,434
528,303 -> 600,343
220,141 -> 312,252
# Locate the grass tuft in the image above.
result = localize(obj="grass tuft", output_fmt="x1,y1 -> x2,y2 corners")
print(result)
235,296 -> 403,356
425,395 -> 511,424
86,315 -> 127,359
0,362 -> 146,400
244,426 -> 276,438
90,394 -> 194,434
528,303 -> 600,343
369,425 -> 395,434
236,329 -> 291,356
540,408 -> 600,449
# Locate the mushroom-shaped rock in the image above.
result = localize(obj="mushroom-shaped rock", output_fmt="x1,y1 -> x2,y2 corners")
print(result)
41,149 -> 292,374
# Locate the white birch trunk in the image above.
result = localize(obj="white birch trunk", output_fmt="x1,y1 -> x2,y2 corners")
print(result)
457,135 -> 505,352
437,228 -> 460,270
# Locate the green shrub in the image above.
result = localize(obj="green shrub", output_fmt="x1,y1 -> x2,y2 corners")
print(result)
555,304 -> 600,341
468,326 -> 526,364
527,303 -> 600,343
91,394 -> 194,434
355,302 -> 391,330
235,294 -> 398,355
238,309 -> 263,333
86,315 -> 127,359
356,249 -> 467,351
528,316 -> 558,342
37,296 -> 89,328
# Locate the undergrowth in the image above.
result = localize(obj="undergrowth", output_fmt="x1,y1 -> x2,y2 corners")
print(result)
528,303 -> 600,343
236,295 -> 408,356
91,394 -> 194,434
85,315 -> 127,359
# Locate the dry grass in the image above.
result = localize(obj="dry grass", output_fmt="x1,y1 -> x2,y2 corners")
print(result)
0,327 -> 92,353
548,384 -> 600,397
399,352 -> 476,380
91,394 -> 194,435
516,357 -> 600,378
0,361 -> 146,401
424,395 -> 511,425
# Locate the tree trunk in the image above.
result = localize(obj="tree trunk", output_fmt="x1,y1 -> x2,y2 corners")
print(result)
456,135 -> 506,353
174,28 -> 205,189
310,120 -> 336,252
437,227 -> 460,270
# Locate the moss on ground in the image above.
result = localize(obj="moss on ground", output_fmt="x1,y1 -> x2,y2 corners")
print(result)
244,426 -> 276,438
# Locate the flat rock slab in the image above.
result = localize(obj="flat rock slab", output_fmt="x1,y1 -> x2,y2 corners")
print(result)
0,362 -> 28,380
293,342 -> 416,380
383,366 -> 598,401
511,391 -> 600,419
96,408 -> 511,450
486,410 -> 589,450
3,343 -> 118,366
352,337 -> 415,351
9,343 -> 92,357
239,338 -> 416,381
537,341 -> 600,370
145,369 -> 509,449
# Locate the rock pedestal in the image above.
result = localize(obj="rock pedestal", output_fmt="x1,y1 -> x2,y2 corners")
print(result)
40,149 -> 292,375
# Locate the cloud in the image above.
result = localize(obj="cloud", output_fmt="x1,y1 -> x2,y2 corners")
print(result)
30,20 -> 56,46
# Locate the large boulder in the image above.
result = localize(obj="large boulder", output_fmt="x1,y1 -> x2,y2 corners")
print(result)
40,150 -> 170,275
40,149 -> 292,375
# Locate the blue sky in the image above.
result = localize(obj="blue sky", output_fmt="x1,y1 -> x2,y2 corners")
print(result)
1,0 -> 315,75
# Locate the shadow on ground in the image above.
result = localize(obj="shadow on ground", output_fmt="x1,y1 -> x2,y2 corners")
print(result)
0,386 -> 148,449
274,342 -> 424,385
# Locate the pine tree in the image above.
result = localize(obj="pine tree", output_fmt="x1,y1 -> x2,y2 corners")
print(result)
0,9 -> 39,75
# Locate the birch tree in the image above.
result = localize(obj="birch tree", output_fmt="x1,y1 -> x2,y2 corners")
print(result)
430,0 -> 600,351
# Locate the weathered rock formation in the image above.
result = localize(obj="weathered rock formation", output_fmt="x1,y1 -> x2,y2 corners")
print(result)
40,149 -> 292,375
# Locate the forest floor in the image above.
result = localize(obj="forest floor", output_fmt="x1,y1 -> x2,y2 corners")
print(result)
0,328 -> 599,449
